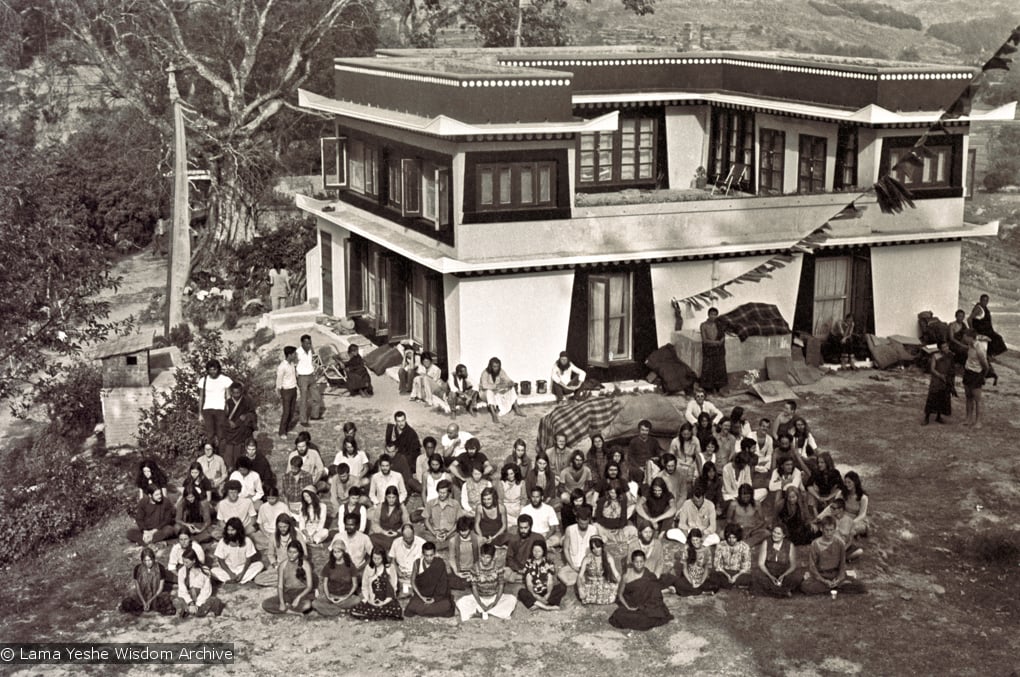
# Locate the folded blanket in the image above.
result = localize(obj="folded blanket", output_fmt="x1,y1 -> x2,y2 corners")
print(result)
717,303 -> 791,342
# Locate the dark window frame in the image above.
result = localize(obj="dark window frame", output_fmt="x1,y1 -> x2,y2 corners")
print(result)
798,134 -> 827,194
709,108 -> 755,193
758,127 -> 785,195
577,115 -> 658,187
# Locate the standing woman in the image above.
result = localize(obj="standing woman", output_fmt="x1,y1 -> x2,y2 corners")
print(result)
962,330 -> 990,428
576,536 -> 619,605
397,348 -> 419,396
924,342 -> 955,425
350,547 -> 403,621
268,262 -> 291,311
751,524 -> 802,597
262,541 -> 314,615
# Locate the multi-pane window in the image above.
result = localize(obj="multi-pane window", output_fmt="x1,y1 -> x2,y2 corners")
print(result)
798,135 -> 827,193
709,109 -> 754,192
888,145 -> 953,188
320,137 -> 346,189
348,139 -> 378,197
759,128 -> 785,195
578,117 -> 656,185
835,125 -> 858,191
588,273 -> 632,366
477,161 -> 555,210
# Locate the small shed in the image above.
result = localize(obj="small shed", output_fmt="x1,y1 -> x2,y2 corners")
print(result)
95,332 -> 156,388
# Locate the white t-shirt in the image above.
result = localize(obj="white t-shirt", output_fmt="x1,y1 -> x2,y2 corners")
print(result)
214,539 -> 257,573
296,347 -> 316,376
440,431 -> 473,458
168,541 -> 205,572
520,503 -> 559,536
200,374 -> 234,411
334,450 -> 369,479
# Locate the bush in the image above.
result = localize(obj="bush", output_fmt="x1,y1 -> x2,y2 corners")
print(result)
223,309 -> 239,330
137,329 -> 271,460
33,360 -> 103,441
0,434 -> 125,565
226,216 -> 317,300
168,323 -> 193,350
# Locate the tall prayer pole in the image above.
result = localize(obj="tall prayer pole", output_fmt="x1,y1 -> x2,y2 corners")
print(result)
165,67 -> 190,336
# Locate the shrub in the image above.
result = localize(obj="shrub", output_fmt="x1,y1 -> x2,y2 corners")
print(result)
0,433 -> 125,565
168,323 -> 193,350
186,302 -> 209,330
33,360 -> 103,442
226,216 -> 317,299
223,309 -> 239,330
137,329 -> 271,460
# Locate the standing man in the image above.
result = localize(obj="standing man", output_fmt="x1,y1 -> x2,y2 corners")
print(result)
222,382 -> 257,473
275,346 -> 298,440
700,307 -> 727,395
295,334 -> 316,428
198,359 -> 233,449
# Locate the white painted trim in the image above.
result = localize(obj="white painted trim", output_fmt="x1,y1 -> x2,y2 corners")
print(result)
298,89 -> 618,136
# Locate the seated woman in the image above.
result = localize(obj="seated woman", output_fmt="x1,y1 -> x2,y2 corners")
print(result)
349,547 -> 404,621
524,453 -> 559,506
588,460 -> 626,508
335,438 -> 371,490
211,517 -> 264,585
370,486 -> 409,552
119,547 -> 175,616
410,352 -> 449,412
668,423 -> 702,473
805,451 -> 843,514
838,471 -> 869,538
727,406 -> 753,440
460,466 -> 493,515
517,541 -> 567,611
725,483 -> 769,548
709,524 -> 752,589
751,524 -> 803,597
262,540 -> 315,615
791,417 -> 818,463
136,459 -> 170,500
447,516 -> 481,590
576,536 -> 619,605
660,528 -> 719,596
183,461 -> 215,504
254,513 -> 304,587
174,549 -> 225,618
768,455 -> 804,497
503,438 -> 533,478
196,442 -> 228,498
800,516 -> 866,596
723,446 -> 764,507
635,477 -> 677,534
496,464 -> 525,526
404,541 -> 455,618
775,486 -> 815,546
297,487 -> 329,545
456,543 -> 518,622
694,413 -> 717,452
607,550 -> 673,631
594,480 -> 638,548
312,537 -> 361,617
475,487 -> 509,547
694,460 -> 724,518
174,487 -> 213,543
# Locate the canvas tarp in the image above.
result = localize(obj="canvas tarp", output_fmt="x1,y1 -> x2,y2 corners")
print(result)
536,393 -> 686,451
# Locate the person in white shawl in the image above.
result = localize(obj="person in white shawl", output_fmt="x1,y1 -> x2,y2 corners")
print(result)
479,357 -> 525,423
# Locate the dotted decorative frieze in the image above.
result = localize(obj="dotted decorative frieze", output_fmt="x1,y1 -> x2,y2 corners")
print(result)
498,57 -> 973,82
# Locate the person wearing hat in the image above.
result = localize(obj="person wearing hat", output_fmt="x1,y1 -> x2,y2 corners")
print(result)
550,351 -> 587,404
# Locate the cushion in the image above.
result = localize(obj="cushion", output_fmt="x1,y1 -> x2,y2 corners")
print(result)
364,344 -> 402,376
645,344 -> 696,395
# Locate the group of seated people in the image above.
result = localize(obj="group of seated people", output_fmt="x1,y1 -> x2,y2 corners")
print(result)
398,352 -> 594,424
121,391 -> 868,629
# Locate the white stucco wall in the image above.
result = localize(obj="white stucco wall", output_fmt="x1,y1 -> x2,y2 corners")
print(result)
871,241 -> 961,338
315,219 -> 350,317
650,255 -> 804,347
447,270 -> 575,385
665,105 -> 710,190
305,245 -> 321,310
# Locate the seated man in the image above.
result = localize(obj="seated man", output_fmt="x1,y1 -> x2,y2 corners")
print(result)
684,390 -> 724,427
288,435 -> 328,494
666,487 -> 720,546
403,541 -> 455,618
167,530 -> 206,579
211,480 -> 257,539
368,455 -> 408,506
627,521 -> 666,578
505,514 -> 545,582
450,438 -> 493,484
627,420 -> 660,484
800,516 -> 866,596
550,351 -> 587,403
388,524 -> 426,599
479,357 -> 524,423
520,487 -> 562,548
447,363 -> 479,418
126,487 -> 178,546
228,456 -> 264,508
440,423 -> 473,464
280,455 -> 313,513
343,343 -> 374,397
558,506 -> 595,586
331,514 -> 374,573
424,480 -> 459,548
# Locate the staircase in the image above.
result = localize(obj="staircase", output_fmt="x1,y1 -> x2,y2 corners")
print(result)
258,303 -> 320,334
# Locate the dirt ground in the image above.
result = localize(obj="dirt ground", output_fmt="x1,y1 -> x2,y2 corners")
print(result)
1,243 -> 1019,676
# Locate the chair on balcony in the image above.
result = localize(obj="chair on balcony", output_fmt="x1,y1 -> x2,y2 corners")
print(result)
712,163 -> 748,196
